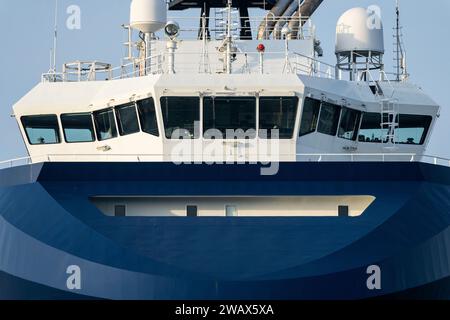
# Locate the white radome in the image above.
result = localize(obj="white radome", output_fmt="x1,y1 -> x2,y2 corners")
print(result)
335,7 -> 384,55
130,0 -> 167,33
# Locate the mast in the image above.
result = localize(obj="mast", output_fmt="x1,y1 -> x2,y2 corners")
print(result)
51,0 -> 59,73
394,0 -> 408,81
395,0 -> 401,81
226,0 -> 232,74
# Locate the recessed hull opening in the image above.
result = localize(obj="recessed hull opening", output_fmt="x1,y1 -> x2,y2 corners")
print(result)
90,196 -> 376,217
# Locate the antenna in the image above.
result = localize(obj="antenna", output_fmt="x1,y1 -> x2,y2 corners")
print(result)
395,0 -> 400,81
50,0 -> 59,73
225,0 -> 232,74
394,0 -> 408,81
199,11 -> 211,74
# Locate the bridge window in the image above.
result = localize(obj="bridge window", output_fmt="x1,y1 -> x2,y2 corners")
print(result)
203,97 -> 256,139
161,97 -> 200,139
299,98 -> 321,137
94,108 -> 118,141
358,113 -> 385,143
137,98 -> 159,136
21,115 -> 60,145
115,103 -> 140,136
317,102 -> 341,136
61,113 -> 95,143
338,107 -> 362,141
259,97 -> 298,139
397,114 -> 432,145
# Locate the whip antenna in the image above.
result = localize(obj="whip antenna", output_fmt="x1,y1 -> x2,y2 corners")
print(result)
50,0 -> 59,73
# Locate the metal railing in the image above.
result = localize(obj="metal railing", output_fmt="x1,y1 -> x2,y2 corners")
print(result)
42,50 -> 336,81
42,55 -> 165,82
420,155 -> 450,167
0,156 -> 34,169
41,51 -> 406,83
296,153 -> 416,162
291,52 -> 336,79
62,61 -> 112,82
162,15 -> 314,41
1,153 -> 449,170
109,55 -> 164,80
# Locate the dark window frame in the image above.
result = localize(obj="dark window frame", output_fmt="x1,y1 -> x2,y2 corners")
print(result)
137,98 -> 160,137
358,113 -> 433,145
317,102 -> 342,137
93,108 -> 119,141
259,96 -> 299,139
299,97 -> 322,137
21,114 -> 61,145
60,113 -> 96,144
161,96 -> 200,140
396,114 -> 433,145
337,107 -> 363,141
203,96 -> 257,139
115,103 -> 140,137
358,112 -> 385,143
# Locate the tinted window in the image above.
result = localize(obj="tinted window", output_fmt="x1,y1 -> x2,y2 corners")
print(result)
161,97 -> 200,139
338,108 -> 362,141
299,98 -> 321,137
397,114 -> 432,145
115,103 -> 140,136
358,113 -> 386,143
203,97 -> 256,139
259,97 -> 298,139
94,108 -> 118,141
61,113 -> 95,143
137,98 -> 159,136
21,115 -> 60,145
317,102 -> 341,136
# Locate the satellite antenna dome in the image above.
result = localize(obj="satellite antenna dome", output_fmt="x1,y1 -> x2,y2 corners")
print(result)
130,0 -> 167,33
335,7 -> 384,56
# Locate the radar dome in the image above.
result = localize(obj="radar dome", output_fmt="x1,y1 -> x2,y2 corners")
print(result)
335,7 -> 384,56
130,0 -> 167,33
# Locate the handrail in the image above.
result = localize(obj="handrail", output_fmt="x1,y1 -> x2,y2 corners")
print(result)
291,52 -> 336,79
0,156 -> 33,169
42,51 -> 339,81
1,153 -> 449,170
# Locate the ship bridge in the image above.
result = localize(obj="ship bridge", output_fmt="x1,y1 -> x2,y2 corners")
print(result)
10,1 -> 441,167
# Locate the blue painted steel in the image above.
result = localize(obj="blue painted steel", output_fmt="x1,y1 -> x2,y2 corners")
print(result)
0,162 -> 449,299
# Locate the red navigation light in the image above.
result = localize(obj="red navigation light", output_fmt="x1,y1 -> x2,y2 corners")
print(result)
256,44 -> 265,53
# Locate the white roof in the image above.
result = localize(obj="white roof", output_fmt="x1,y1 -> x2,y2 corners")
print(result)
13,73 -> 305,116
299,75 -> 439,114
13,76 -> 160,115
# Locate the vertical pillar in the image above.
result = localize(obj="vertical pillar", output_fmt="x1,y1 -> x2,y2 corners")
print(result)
238,2 -> 252,40
198,1 -> 211,40
145,33 -> 152,75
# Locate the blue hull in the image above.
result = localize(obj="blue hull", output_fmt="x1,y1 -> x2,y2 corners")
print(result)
0,162 -> 449,300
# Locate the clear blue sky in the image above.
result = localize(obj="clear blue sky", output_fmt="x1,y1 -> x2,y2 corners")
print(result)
0,0 -> 448,160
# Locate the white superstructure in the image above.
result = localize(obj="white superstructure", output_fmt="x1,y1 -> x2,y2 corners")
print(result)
11,0 -> 440,165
